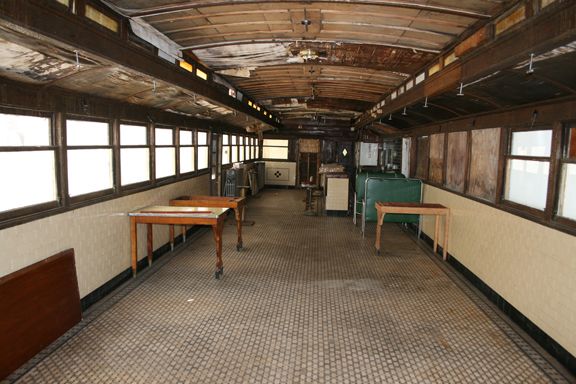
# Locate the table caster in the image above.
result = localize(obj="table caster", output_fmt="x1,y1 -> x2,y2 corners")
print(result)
236,243 -> 243,251
215,268 -> 223,279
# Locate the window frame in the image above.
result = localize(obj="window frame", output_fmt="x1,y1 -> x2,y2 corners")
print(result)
196,130 -> 210,172
65,116 -> 115,204
154,125 -> 177,182
118,121 -> 151,190
178,127 -> 196,176
554,121 -> 576,226
501,126 -> 554,217
0,108 -> 61,221
262,138 -> 290,160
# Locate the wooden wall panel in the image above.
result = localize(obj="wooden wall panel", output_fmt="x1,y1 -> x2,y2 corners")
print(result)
568,127 -> 576,158
415,136 -> 429,179
468,128 -> 501,201
0,249 -> 81,379
446,131 -> 468,192
428,133 -> 445,184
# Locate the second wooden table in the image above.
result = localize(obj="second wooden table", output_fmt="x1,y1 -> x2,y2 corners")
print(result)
374,202 -> 450,260
170,195 -> 247,251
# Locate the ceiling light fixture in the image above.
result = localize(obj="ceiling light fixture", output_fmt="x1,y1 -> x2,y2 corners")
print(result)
299,49 -> 319,61
423,96 -> 429,108
402,107 -> 407,116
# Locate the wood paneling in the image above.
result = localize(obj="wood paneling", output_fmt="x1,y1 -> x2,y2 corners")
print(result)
415,136 -> 429,179
428,133 -> 445,184
468,128 -> 501,201
0,249 -> 81,379
446,131 -> 468,193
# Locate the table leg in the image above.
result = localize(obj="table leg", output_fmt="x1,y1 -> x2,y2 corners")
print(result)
130,217 -> 138,277
169,224 -> 175,251
374,211 -> 385,255
234,207 -> 243,251
434,215 -> 440,254
443,213 -> 450,261
182,225 -> 186,242
146,224 -> 153,267
212,220 -> 224,279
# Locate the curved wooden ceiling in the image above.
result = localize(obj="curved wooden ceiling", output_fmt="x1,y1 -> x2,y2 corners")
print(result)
106,0 -> 514,136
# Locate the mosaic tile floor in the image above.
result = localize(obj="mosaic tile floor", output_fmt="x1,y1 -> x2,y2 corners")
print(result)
8,189 -> 574,383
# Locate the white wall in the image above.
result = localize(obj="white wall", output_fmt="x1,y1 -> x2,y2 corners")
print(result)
420,184 -> 576,356
265,161 -> 297,186
0,175 -> 209,298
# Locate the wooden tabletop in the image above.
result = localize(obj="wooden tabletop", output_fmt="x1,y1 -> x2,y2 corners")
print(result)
129,205 -> 228,218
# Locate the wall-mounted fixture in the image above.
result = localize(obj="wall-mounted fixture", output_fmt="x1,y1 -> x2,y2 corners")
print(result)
457,82 -> 464,96
526,53 -> 535,74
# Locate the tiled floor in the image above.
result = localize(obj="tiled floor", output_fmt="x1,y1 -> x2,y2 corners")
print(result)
8,189 -> 574,383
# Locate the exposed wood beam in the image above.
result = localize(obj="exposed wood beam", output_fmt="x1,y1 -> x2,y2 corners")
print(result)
0,0 -> 281,129
355,0 -> 576,129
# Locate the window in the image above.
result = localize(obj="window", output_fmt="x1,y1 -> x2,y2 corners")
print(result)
120,124 -> 149,186
253,138 -> 258,159
263,139 -> 289,160
179,129 -> 195,174
85,4 -> 119,33
231,135 -> 238,163
504,129 -> 552,210
239,136 -> 245,162
197,131 -> 209,170
155,127 -> 175,179
222,134 -> 230,165
0,113 -> 57,213
196,68 -> 208,80
557,124 -> 576,221
67,119 -> 113,197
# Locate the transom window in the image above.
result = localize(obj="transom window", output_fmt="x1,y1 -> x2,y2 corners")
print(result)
262,139 -> 288,160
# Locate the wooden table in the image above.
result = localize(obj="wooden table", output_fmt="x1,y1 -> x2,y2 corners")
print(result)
128,205 -> 229,279
374,202 -> 450,260
170,195 -> 247,251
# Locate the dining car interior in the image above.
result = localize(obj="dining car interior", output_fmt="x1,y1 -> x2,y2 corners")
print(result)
1,0 -> 575,382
